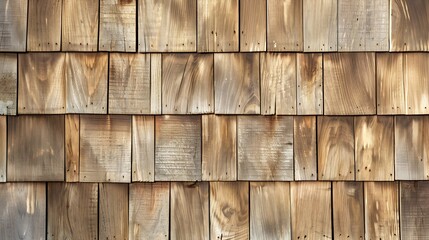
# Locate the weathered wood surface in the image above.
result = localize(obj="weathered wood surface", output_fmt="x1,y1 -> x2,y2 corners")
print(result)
65,115 -> 80,182
0,117 -> 5,182
129,183 -> 170,240
0,183 -> 46,240
132,116 -> 154,182
80,115 -> 131,183
214,53 -> 260,114
139,0 -> 196,52
240,0 -> 266,52
202,115 -> 237,181
324,53 -> 376,115
27,0 -> 62,51
8,115 -> 64,181
171,182 -> 209,240
294,116 -> 317,180
404,53 -> 429,114
0,0 -> 27,51
62,0 -> 99,51
47,183 -> 98,240
291,182 -> 332,239
150,54 -> 162,114
0,54 -> 17,115
297,53 -> 323,115
400,181 -> 429,239
162,54 -> 214,114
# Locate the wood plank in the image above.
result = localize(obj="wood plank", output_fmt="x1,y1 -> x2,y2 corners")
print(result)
0,0 -> 27,51
129,183 -> 170,240
171,182 -> 209,240
404,53 -> 429,114
355,116 -> 394,181
150,54 -> 162,114
400,181 -> 429,239
62,0 -> 99,51
66,53 -> 108,114
250,182 -> 291,239
197,0 -> 239,52
238,116 -> 293,180
99,0 -> 136,52
8,115 -> 64,181
317,116 -> 355,180
0,53 -> 17,115
303,0 -> 337,52
294,116 -> 317,180
260,53 -> 296,115
0,117 -> 5,182
109,53 -> 151,114
297,53 -> 323,115
138,0 -> 196,52
0,183 -> 46,240
240,0 -> 266,51
99,183 -> 129,240
267,0 -> 303,51
65,115 -> 80,182
324,53 -> 376,115
364,182 -> 400,239
333,182 -> 364,240
162,54 -> 214,114
132,116 -> 154,182
210,182 -> 249,240
80,115 -> 131,182
291,182 -> 332,239
214,53 -> 260,114
47,183 -> 98,240
18,53 -> 66,114
155,115 -> 201,181
27,0 -> 62,51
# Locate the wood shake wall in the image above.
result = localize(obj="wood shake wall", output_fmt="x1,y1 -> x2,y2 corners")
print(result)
1,0 -> 429,239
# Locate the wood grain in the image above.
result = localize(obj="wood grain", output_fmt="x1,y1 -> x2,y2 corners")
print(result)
0,183 -> 46,240
99,0 -> 136,52
139,0 -> 196,52
0,0 -> 27,51
150,54 -> 162,114
317,116 -> 355,180
404,53 -> 429,114
62,0 -> 99,51
162,54 -> 214,114
0,53 -> 17,115
8,115 -> 64,181
27,0 -> 62,51
238,116 -> 294,181
132,116 -> 154,182
400,181 -> 429,239
294,116 -> 317,180
80,115 -> 131,183
240,0 -> 266,51
324,53 -> 376,115
297,54 -> 323,115
214,53 -> 260,114
47,183 -> 98,240
65,115 -> 80,182
202,115 -> 236,181
0,117 -> 5,182
129,183 -> 170,240
210,182 -> 249,240
197,0 -> 239,52
355,116 -> 394,181
171,182 -> 209,240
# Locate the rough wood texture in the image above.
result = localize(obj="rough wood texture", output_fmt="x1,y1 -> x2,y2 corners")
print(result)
99,0 -> 136,52
47,183 -> 98,240
291,182 -> 332,239
62,0 -> 99,51
0,54 -> 17,115
171,182 -> 209,240
214,53 -> 260,114
400,181 -> 429,239
260,53 -> 296,115
333,182 -> 364,240
364,182 -> 400,240
109,53 -> 151,114
355,116 -> 395,181
297,53 -> 323,115
318,116 -> 355,180
294,116 -> 317,181
0,183 -> 46,240
202,115 -> 237,181
27,0 -> 62,51
240,0 -> 266,51
324,53 -> 376,115
0,117 -> 5,182
155,116 -> 201,181
129,183 -> 170,240
0,0 -> 27,51
197,0 -> 238,52
80,115 -> 131,183
66,53 -> 108,114
250,182 -> 291,239
132,116 -> 154,182
162,54 -> 214,114
303,0 -> 337,52
210,182 -> 249,240
238,116 -> 294,181
8,115 -> 64,181
267,0 -> 303,51
139,0 -> 196,52
150,54 -> 162,114
65,115 -> 80,182
18,53 -> 66,114
99,183 -> 128,240
404,53 -> 429,114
